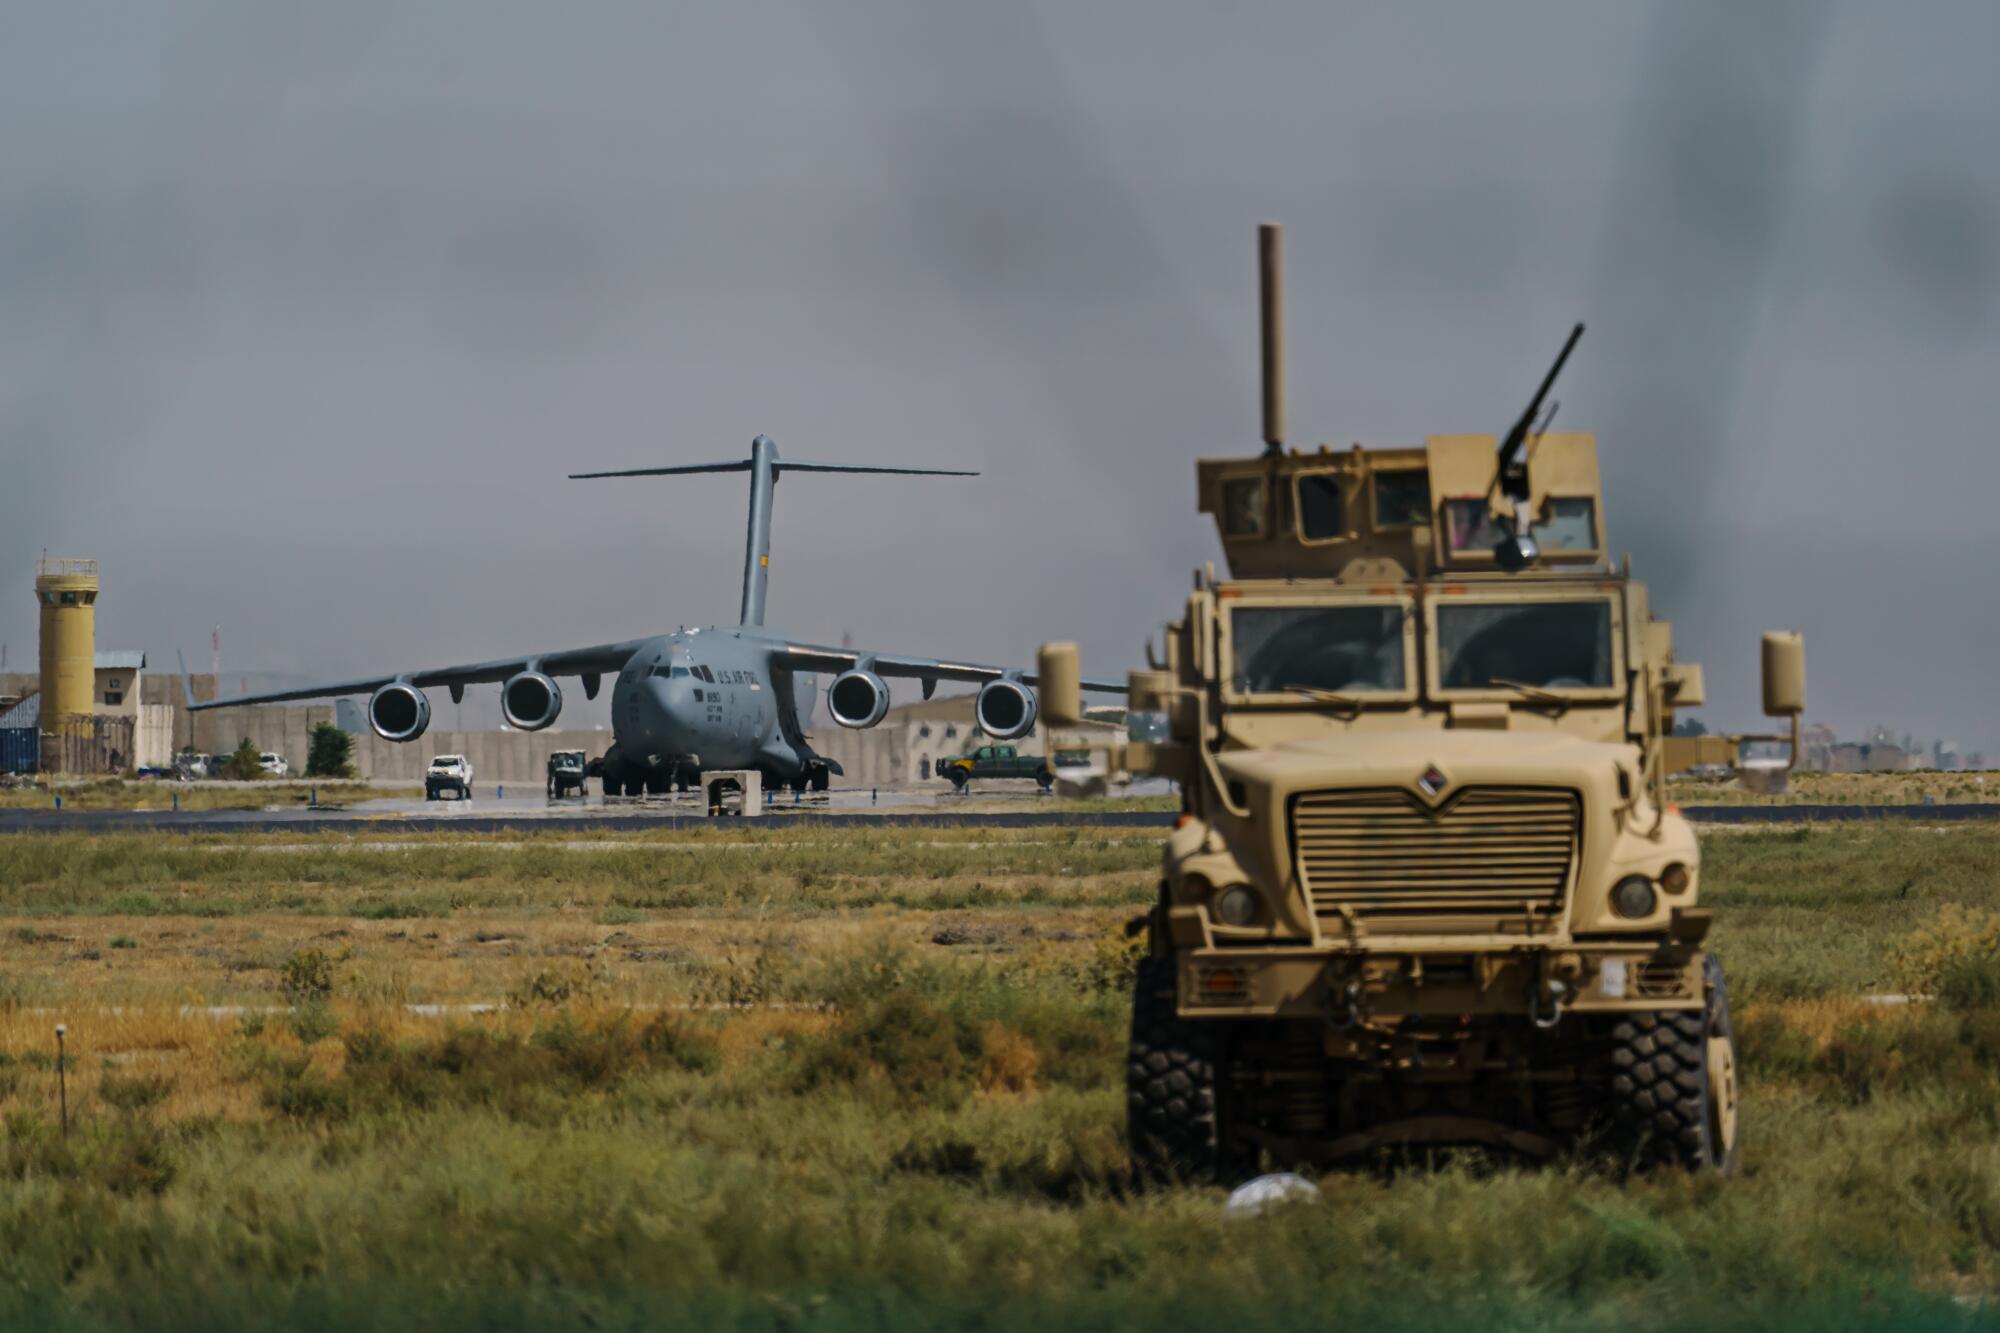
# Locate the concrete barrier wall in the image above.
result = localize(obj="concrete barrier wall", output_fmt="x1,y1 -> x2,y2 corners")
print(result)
191,704 -> 610,785
348,728 -> 610,786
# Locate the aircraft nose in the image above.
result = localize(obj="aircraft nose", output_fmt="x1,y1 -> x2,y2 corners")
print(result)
643,676 -> 702,748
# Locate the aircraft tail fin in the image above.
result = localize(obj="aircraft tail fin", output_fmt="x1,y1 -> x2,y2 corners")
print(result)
569,435 -> 977,627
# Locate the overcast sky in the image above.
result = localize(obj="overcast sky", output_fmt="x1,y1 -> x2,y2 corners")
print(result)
3,2 -> 1997,752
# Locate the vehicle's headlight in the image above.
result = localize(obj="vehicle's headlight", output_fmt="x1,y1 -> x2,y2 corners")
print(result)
1610,875 -> 1658,919
1215,885 -> 1260,926
1660,862 -> 1691,894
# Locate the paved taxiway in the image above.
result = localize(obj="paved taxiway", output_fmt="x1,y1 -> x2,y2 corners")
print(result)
0,787 -> 1997,835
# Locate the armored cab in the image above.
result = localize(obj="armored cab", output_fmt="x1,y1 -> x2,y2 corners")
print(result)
1041,225 -> 1805,1181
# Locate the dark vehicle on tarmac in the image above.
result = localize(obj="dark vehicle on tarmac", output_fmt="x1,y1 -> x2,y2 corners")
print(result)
547,750 -> 587,799
934,744 -> 1054,792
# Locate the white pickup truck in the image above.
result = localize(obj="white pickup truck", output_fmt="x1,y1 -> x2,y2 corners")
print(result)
425,754 -> 473,801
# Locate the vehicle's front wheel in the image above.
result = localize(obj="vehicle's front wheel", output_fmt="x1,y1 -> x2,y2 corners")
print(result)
810,764 -> 830,793
948,770 -> 968,792
1604,954 -> 1739,1175
1127,957 -> 1229,1186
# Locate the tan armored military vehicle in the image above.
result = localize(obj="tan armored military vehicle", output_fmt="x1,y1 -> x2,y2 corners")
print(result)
1038,225 -> 1805,1181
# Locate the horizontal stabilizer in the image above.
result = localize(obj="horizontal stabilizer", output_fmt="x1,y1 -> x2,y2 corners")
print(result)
775,460 -> 978,476
569,460 -> 752,480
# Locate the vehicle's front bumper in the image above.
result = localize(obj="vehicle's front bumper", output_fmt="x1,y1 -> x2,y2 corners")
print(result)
1175,939 -> 1704,1021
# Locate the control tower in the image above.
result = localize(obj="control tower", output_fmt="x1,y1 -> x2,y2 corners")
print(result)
35,557 -> 98,769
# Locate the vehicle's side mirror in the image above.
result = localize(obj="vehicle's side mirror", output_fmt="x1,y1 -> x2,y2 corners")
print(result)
1761,632 -> 1805,717
1037,642 -> 1082,727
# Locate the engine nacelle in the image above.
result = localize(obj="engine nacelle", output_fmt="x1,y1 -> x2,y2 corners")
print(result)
368,682 -> 432,742
976,678 -> 1038,741
826,669 -> 890,729
501,670 -> 562,731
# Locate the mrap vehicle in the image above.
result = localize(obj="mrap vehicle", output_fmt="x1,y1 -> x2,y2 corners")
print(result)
1037,224 -> 1804,1183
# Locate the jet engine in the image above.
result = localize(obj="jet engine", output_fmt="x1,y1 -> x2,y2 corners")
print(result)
826,669 -> 890,729
975,678 -> 1038,741
501,670 -> 563,731
368,682 -> 432,742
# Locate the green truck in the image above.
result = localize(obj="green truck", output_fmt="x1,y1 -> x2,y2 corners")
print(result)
934,744 -> 1054,792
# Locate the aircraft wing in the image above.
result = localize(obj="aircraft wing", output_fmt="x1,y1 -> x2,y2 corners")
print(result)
187,639 -> 652,710
760,637 -> 1125,695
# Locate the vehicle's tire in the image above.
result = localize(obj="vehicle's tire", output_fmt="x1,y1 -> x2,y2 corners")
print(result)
1035,768 -> 1054,792
1127,956 -> 1229,1186
1604,955 -> 1739,1175
810,765 -> 830,793
948,770 -> 968,792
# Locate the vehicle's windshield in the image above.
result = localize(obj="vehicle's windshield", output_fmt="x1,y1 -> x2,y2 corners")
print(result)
1229,605 -> 1406,694
1435,600 -> 1613,690
431,756 -> 461,767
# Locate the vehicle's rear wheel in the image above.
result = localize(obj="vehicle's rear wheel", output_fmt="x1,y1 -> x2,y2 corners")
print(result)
1604,954 -> 1738,1175
1127,956 -> 1230,1186
810,764 -> 830,793
1035,768 -> 1054,792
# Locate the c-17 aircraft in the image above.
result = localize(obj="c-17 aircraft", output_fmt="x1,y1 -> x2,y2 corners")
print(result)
191,434 -> 1122,795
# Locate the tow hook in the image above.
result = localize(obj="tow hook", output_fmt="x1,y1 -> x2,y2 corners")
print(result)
1530,978 -> 1569,1030
1328,977 -> 1366,1031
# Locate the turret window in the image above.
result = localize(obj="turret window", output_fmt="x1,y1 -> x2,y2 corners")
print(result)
1373,470 -> 1431,528
1295,472 -> 1344,541
1220,478 -> 1265,537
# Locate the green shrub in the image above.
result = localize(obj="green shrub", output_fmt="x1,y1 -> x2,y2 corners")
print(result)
98,1071 -> 173,1114
1889,905 -> 2000,997
109,935 -> 136,950
280,948 -> 336,1003
262,1013 -> 719,1123
508,960 -> 602,1008
287,999 -> 337,1046
0,1110 -> 175,1195
305,722 -> 355,779
222,738 -> 265,782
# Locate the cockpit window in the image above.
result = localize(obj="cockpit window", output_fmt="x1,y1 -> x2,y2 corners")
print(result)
1228,605 -> 1407,694
1435,600 -> 1614,690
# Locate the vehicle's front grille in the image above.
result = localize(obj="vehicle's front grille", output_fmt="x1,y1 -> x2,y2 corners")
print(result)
1292,786 -> 1580,929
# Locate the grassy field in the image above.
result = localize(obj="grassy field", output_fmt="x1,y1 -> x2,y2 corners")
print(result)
1,821 -> 1998,1330
1668,769 -> 1999,806
0,778 -> 419,812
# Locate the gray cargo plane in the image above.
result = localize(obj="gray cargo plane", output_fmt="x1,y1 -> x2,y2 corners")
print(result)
191,435 -> 1121,794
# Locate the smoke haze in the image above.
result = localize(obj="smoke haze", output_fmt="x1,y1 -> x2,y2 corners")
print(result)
2,2 -> 1996,751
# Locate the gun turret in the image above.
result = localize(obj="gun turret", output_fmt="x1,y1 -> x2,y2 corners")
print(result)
1494,322 -> 1585,503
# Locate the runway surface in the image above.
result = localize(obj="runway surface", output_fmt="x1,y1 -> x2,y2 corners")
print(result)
2,793 -> 1998,835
